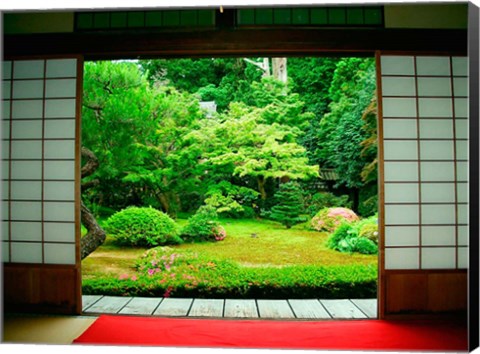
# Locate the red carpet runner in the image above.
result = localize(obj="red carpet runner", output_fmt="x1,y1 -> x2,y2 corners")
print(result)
74,315 -> 467,351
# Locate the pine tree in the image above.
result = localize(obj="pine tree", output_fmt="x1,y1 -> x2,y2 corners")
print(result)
269,182 -> 306,229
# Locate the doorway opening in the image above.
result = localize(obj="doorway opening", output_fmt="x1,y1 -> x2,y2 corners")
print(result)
80,56 -> 379,319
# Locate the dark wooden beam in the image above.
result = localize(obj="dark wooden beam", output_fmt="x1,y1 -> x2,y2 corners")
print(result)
4,28 -> 467,59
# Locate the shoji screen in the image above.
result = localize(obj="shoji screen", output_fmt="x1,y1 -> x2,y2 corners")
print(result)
1,57 -> 81,313
379,55 -> 468,314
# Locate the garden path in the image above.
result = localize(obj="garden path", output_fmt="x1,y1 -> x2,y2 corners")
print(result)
82,295 -> 377,319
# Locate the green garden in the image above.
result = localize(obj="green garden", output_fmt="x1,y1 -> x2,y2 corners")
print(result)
81,57 -> 378,299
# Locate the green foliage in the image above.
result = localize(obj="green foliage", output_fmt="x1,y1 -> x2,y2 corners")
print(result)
359,223 -> 379,245
83,58 -> 377,221
311,207 -> 359,233
204,181 -> 259,218
267,182 -> 306,229
188,101 -> 319,201
104,207 -> 182,247
82,61 -> 207,216
304,192 -> 352,217
327,215 -> 378,254
181,206 -> 227,243
83,246 -> 377,298
289,57 -> 341,119
358,183 -> 378,217
322,58 -> 376,189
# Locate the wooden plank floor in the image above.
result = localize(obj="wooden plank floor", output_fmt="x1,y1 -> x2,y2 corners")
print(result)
83,295 -> 377,320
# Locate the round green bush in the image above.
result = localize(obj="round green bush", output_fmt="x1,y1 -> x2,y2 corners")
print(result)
327,221 -> 378,255
311,207 -> 359,233
181,205 -> 227,243
105,206 -> 182,247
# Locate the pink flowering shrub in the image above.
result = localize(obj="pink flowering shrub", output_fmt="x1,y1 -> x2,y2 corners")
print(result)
310,207 -> 359,233
213,225 -> 227,241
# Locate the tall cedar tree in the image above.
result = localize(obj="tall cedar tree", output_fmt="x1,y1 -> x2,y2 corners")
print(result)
269,182 -> 306,229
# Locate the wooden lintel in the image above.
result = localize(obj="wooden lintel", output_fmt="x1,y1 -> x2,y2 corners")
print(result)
3,28 -> 467,59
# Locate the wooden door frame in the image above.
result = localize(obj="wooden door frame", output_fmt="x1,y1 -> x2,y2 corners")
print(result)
2,24 -> 469,318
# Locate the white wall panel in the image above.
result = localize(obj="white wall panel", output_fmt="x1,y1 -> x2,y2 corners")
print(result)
10,221 -> 42,242
384,140 -> 418,160
44,119 -> 76,138
44,202 -> 75,222
382,98 -> 417,117
3,61 -> 12,79
1,242 -> 9,262
11,161 -> 42,180
383,119 -> 417,139
11,100 -> 43,119
419,141 -> 454,160
44,181 -> 75,201
44,140 -> 75,159
418,98 -> 453,118
385,248 -> 419,269
421,247 -> 456,269
457,247 -> 468,269
420,162 -> 455,181
419,119 -> 453,139
11,120 -> 43,139
451,57 -> 467,76
10,181 -> 42,200
381,54 -> 468,271
2,57 -> 79,266
10,201 -> 42,221
384,226 -> 419,247
45,79 -> 76,98
44,222 -> 75,243
385,183 -> 419,203
46,59 -> 77,78
417,77 -> 451,96
385,205 -> 420,225
11,140 -> 42,159
13,60 -> 44,79
44,243 -> 75,265
11,241 -> 43,263
12,80 -> 44,99
382,77 -> 416,96
380,56 -> 415,75
454,98 -> 468,117
421,183 -> 455,203
416,56 -> 450,76
422,226 -> 456,246
453,77 -> 468,97
44,161 -> 75,180
421,205 -> 456,224
384,162 -> 418,182
3,81 -> 11,99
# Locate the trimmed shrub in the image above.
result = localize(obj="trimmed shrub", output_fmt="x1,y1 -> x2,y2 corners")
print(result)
181,205 -> 227,243
310,207 -> 359,233
104,206 -> 182,247
327,215 -> 378,255
268,182 -> 306,229
83,248 -> 377,299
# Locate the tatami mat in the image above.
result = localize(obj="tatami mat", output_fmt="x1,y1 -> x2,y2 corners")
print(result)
3,314 -> 97,345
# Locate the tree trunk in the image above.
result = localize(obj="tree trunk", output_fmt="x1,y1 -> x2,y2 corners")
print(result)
80,147 -> 107,260
158,193 -> 170,215
257,176 -> 267,200
80,200 -> 106,260
272,58 -> 287,83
